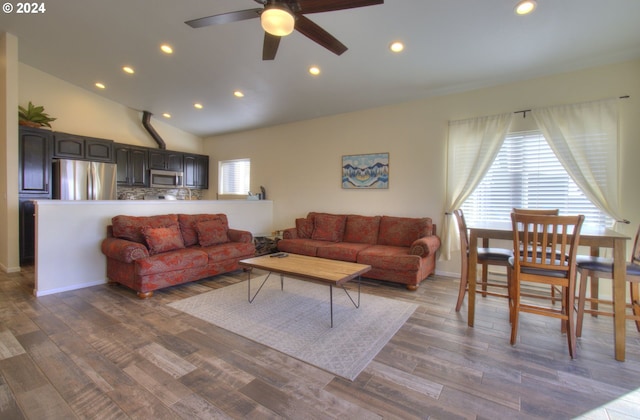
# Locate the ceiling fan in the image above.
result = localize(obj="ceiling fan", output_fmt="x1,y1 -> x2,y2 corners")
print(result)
185,0 -> 384,60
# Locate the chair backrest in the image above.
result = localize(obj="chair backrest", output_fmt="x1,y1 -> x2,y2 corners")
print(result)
511,213 -> 584,277
453,209 -> 469,253
512,208 -> 559,215
632,224 -> 640,266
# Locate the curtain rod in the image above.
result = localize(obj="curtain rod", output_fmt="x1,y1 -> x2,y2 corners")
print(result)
514,95 -> 630,118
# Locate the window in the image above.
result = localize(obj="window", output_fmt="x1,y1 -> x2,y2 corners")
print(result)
461,131 -> 612,228
218,158 -> 250,195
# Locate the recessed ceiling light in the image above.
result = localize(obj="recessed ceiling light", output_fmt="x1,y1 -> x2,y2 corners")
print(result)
160,44 -> 173,54
308,66 -> 320,76
194,103 -> 203,109
162,113 -> 171,118
233,90 -> 244,98
515,0 -> 536,15
95,82 -> 106,89
390,41 -> 404,53
122,66 -> 135,74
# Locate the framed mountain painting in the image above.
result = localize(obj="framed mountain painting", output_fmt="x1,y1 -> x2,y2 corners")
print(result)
342,153 -> 389,189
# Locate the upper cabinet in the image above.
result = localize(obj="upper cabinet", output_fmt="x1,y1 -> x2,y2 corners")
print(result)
19,126 -> 52,196
148,150 -> 183,171
53,132 -> 114,162
184,153 -> 209,189
115,143 -> 148,187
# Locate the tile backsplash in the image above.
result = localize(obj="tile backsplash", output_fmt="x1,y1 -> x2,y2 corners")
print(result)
117,187 -> 203,200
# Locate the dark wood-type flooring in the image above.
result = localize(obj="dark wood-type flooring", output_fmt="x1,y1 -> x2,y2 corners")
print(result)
1,266 -> 639,419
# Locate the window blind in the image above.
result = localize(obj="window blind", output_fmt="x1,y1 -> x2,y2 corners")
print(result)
218,158 -> 250,195
461,131 -> 612,228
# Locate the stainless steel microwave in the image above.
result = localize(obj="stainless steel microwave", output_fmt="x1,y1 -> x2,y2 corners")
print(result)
149,169 -> 184,188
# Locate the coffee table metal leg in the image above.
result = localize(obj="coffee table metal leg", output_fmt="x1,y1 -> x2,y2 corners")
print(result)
248,271 -> 274,303
330,276 -> 362,328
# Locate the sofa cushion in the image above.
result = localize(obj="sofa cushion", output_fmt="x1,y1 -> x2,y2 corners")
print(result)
296,218 -> 314,239
316,242 -> 372,262
112,214 -> 179,244
142,223 -> 185,255
311,214 -> 347,242
343,215 -> 381,244
377,216 -> 433,247
357,245 -> 422,272
135,248 -> 209,276
277,238 -> 329,256
201,242 -> 256,263
179,214 -> 229,247
196,219 -> 230,247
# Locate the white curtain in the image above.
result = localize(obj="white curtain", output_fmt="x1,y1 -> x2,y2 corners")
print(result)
532,98 -> 624,224
440,113 -> 514,260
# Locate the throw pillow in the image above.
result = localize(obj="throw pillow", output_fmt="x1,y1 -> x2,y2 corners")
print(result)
295,218 -> 314,239
196,219 -> 230,247
142,223 -> 185,255
311,214 -> 347,242
178,214 -> 228,247
112,214 -> 179,244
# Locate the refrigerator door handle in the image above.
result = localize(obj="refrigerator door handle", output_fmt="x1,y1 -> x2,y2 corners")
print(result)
88,164 -> 94,200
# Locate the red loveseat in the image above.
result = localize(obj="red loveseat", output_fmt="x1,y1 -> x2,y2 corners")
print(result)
101,213 -> 255,298
277,212 -> 440,290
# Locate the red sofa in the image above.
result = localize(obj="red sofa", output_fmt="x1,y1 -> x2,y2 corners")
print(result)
101,213 -> 255,298
277,212 -> 440,290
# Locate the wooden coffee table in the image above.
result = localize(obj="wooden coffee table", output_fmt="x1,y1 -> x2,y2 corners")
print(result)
239,253 -> 372,327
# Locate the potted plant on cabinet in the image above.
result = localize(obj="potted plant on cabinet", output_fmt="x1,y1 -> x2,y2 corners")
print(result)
18,101 -> 57,128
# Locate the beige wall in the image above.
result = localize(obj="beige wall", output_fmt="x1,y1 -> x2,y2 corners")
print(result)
204,58 -> 640,276
0,33 -> 19,272
18,63 -> 203,152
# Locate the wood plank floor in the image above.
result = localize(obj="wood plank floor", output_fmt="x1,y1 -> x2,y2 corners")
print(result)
1,266 -> 639,419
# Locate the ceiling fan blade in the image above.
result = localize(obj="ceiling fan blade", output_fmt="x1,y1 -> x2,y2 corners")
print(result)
185,8 -> 262,29
298,0 -> 383,14
294,15 -> 347,56
263,33 -> 281,60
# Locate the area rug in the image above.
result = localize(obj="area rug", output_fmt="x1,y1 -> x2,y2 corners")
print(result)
169,276 -> 418,381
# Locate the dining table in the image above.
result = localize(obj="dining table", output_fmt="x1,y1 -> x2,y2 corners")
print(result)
466,220 -> 630,361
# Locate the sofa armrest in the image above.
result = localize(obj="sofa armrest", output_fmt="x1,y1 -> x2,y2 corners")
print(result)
409,235 -> 441,258
282,227 -> 298,239
228,229 -> 253,243
101,237 -> 149,263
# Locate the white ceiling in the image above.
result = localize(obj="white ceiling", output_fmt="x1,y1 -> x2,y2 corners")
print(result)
1,0 -> 640,137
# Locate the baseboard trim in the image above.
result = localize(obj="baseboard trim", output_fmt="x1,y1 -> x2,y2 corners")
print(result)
34,279 -> 107,297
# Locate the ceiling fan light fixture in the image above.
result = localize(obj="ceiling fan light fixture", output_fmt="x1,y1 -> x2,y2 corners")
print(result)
515,0 -> 537,15
261,5 -> 295,37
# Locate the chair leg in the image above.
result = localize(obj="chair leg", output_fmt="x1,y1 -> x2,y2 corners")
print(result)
455,261 -> 468,312
507,266 -> 513,324
481,263 -> 489,297
576,269 -> 589,338
590,275 -> 599,316
566,280 -> 577,358
510,279 -> 520,345
630,282 -> 640,332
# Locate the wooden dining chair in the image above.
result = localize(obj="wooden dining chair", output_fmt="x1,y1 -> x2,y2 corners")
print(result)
453,209 -> 513,312
508,213 -> 584,358
512,208 -> 561,303
576,224 -> 640,337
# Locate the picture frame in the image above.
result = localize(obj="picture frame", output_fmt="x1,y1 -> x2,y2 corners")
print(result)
342,153 -> 389,189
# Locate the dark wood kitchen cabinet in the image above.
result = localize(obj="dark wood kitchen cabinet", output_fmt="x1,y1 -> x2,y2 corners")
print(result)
19,126 -> 52,196
19,199 -> 37,264
183,153 -> 209,189
53,132 -> 114,162
115,144 -> 148,187
148,150 -> 183,171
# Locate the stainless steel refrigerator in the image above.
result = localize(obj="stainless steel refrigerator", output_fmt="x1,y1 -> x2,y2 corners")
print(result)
53,159 -> 117,200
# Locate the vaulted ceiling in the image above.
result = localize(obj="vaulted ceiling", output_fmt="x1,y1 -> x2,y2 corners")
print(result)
1,0 -> 639,137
